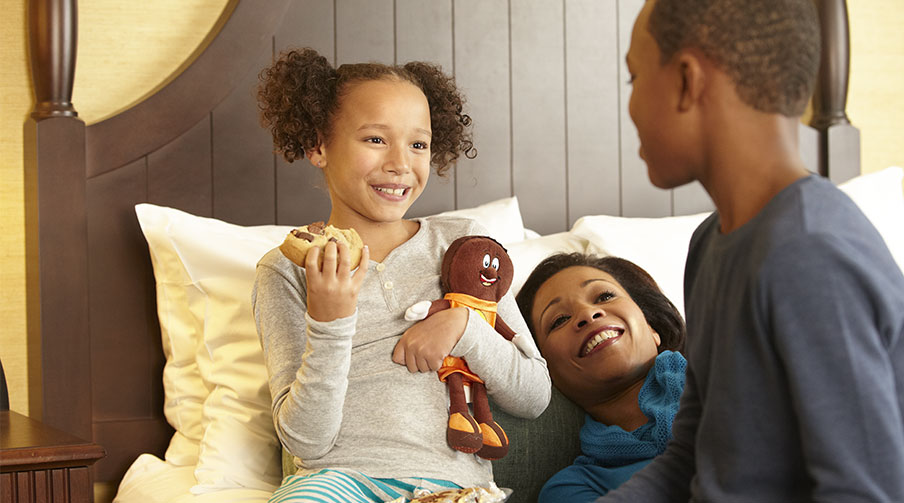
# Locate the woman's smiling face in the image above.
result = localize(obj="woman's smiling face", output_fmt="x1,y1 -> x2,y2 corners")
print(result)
530,266 -> 661,405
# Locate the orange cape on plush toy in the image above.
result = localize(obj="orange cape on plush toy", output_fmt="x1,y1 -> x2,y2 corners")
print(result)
437,292 -> 500,385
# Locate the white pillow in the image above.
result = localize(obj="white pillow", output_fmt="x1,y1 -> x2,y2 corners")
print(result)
435,196 -> 527,245
139,207 -> 207,467
136,204 -> 286,493
570,212 -> 711,317
114,454 -> 272,503
838,166 -> 904,274
506,232 -> 591,297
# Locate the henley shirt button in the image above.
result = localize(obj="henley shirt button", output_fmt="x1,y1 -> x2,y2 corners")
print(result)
375,263 -> 386,272
383,281 -> 393,290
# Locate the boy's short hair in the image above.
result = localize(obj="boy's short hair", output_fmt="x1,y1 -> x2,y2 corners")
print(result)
648,0 -> 820,116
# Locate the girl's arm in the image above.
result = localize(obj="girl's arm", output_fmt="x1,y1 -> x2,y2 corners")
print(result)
450,290 -> 551,418
392,292 -> 550,418
252,244 -> 367,460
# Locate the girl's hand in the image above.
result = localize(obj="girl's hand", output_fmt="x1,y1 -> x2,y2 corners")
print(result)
392,307 -> 468,372
305,241 -> 369,322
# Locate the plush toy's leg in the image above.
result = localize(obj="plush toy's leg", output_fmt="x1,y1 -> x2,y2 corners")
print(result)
445,373 -> 483,454
471,382 -> 509,460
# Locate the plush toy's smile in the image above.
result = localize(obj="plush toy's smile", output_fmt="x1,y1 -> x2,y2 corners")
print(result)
480,273 -> 497,287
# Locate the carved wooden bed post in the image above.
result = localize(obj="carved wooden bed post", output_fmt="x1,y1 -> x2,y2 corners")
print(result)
24,0 -> 92,441
809,0 -> 861,183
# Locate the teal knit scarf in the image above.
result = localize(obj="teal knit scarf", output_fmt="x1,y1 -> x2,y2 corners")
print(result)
576,350 -> 687,467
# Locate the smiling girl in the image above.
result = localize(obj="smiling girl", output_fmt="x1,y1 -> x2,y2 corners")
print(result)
516,253 -> 685,502
252,48 -> 550,503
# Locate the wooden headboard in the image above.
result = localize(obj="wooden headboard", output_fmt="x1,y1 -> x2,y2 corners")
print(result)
25,0 -> 860,485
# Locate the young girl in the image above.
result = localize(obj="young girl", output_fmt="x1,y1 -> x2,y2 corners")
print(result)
252,48 -> 550,503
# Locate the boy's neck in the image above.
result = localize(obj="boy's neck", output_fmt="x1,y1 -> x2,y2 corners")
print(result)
699,110 -> 810,234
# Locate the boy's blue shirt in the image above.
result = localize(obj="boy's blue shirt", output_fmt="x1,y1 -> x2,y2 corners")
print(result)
599,174 -> 904,502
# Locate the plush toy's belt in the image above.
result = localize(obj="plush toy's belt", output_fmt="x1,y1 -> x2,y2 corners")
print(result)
437,356 -> 483,385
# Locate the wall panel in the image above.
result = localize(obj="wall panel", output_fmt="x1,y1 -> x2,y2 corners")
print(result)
212,49 -> 277,225
565,0 -> 621,225
453,0 -> 512,210
397,0 -> 457,218
276,0 -> 336,225
511,0 -> 567,234
617,0 -> 671,217
148,116 -> 213,217
87,159 -> 154,423
336,0 -> 394,65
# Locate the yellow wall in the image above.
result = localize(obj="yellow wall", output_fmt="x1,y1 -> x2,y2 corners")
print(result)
1,0 -> 229,417
847,1 -> 904,173
1,1 -> 903,418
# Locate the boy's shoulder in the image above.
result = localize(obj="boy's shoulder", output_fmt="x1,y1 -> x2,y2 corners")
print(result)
690,175 -> 897,278
772,175 -> 872,240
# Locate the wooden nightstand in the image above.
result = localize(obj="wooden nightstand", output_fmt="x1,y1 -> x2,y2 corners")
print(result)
1,411 -> 105,503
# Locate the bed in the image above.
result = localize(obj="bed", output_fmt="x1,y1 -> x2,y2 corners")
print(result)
25,0 -> 904,502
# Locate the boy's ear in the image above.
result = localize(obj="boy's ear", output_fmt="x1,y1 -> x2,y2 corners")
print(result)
676,51 -> 706,113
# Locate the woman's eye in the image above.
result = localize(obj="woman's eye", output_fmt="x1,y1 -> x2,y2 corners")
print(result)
597,291 -> 615,303
549,315 -> 569,331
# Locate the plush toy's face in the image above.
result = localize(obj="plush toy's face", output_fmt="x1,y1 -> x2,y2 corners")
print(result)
441,236 -> 513,302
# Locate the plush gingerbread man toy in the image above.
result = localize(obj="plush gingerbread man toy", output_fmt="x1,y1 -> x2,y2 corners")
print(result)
406,235 -> 518,460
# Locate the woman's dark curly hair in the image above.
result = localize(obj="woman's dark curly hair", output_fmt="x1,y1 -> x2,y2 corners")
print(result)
515,253 -> 686,354
257,47 -> 475,175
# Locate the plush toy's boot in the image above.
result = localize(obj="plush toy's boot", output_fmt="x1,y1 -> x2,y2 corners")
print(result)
472,383 -> 509,460
446,374 -> 483,454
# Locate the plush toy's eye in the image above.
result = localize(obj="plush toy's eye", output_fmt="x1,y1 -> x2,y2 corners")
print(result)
491,257 -> 500,270
482,254 -> 491,268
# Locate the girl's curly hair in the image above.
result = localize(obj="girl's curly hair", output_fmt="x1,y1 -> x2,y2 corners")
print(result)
257,48 -> 475,175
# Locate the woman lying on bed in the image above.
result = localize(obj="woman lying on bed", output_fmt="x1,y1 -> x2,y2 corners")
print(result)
515,253 -> 686,502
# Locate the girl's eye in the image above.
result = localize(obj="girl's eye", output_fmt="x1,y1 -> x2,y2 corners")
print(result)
597,291 -> 615,303
366,137 -> 385,144
626,74 -> 636,85
412,141 -> 428,150
482,254 -> 491,268
491,257 -> 500,270
549,315 -> 569,332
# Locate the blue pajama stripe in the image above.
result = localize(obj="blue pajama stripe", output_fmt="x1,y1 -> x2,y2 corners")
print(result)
268,469 -> 462,503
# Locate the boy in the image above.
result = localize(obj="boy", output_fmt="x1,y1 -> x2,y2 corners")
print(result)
601,0 -> 904,501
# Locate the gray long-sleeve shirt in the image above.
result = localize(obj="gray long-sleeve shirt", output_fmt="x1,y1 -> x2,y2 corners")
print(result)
252,216 -> 551,488
600,175 -> 904,502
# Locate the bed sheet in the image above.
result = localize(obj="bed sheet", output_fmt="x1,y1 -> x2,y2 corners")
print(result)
114,454 -> 274,503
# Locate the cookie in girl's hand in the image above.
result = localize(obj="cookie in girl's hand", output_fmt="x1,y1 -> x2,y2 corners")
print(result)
279,221 -> 364,269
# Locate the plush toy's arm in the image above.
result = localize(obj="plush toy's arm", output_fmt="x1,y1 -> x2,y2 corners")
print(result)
405,298 -> 452,321
495,315 -> 542,358
493,316 -> 516,341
